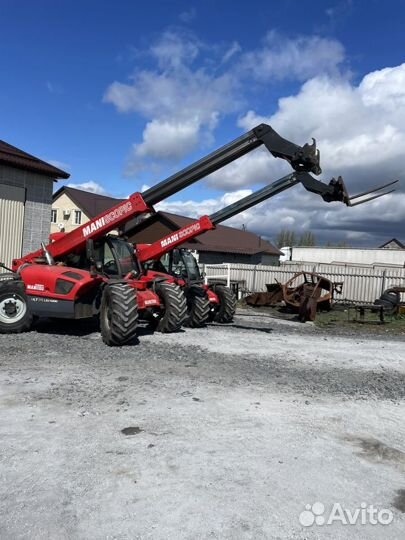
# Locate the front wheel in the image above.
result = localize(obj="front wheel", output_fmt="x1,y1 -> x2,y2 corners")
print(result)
100,283 -> 138,346
184,295 -> 210,328
0,278 -> 33,333
154,282 -> 187,333
210,285 -> 236,323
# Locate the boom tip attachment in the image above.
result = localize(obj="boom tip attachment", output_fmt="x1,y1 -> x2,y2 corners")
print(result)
344,179 -> 399,207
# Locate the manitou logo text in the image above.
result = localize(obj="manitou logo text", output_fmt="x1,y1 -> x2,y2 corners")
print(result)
160,223 -> 201,248
82,202 -> 133,237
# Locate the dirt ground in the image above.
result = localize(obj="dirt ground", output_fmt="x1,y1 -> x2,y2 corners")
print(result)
0,308 -> 404,539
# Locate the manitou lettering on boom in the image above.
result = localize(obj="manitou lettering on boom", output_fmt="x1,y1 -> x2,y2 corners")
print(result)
82,201 -> 133,237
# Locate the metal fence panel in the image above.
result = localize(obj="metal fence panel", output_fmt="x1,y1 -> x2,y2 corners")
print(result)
201,262 -> 405,304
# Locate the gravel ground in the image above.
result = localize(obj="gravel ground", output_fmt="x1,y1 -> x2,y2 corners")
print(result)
0,308 -> 404,540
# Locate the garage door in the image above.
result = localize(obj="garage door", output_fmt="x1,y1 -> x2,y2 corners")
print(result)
0,183 -> 26,272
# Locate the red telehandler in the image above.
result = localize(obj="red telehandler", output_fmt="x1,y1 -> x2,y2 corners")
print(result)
134,172 -> 398,327
0,123 -> 327,345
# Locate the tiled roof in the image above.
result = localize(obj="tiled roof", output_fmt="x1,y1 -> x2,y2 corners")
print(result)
0,140 -> 70,179
53,186 -> 119,216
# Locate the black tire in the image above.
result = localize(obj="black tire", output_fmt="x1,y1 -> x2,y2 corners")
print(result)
379,290 -> 400,306
0,278 -> 33,333
184,295 -> 210,328
374,298 -> 398,315
211,285 -> 236,323
100,283 -> 138,346
154,282 -> 187,333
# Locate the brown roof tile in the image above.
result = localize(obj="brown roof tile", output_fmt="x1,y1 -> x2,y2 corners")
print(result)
159,211 -> 281,256
0,140 -> 70,179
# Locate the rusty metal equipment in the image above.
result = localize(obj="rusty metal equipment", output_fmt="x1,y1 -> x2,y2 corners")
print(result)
281,272 -> 343,322
245,271 -> 343,322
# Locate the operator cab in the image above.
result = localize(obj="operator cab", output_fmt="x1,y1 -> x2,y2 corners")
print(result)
93,236 -> 140,277
160,249 -> 202,283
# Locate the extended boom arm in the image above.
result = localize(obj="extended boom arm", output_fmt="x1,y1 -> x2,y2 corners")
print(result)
12,124 -> 321,270
136,171 -> 398,262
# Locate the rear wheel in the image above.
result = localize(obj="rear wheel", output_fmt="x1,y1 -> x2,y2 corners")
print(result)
154,282 -> 187,333
100,283 -> 138,346
211,285 -> 236,323
0,278 -> 33,333
185,295 -> 210,328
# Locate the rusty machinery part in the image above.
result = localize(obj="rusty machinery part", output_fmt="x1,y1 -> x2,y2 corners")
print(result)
245,272 -> 343,322
245,283 -> 284,307
281,272 -> 343,320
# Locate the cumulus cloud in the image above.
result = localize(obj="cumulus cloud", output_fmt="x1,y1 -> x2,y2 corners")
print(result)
104,30 -> 346,176
67,181 -> 108,195
156,189 -> 253,218
104,31 -> 237,172
157,183 -> 405,246
237,63 -> 405,193
104,29 -> 405,244
238,31 -> 345,82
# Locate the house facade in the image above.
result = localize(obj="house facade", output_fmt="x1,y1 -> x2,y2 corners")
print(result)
0,140 -> 69,270
52,186 -> 281,265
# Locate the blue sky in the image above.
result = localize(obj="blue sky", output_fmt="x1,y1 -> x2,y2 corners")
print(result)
1,0 -> 405,244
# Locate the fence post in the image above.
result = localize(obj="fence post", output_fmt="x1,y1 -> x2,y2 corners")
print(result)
226,264 -> 231,287
252,265 -> 258,291
380,270 -> 387,296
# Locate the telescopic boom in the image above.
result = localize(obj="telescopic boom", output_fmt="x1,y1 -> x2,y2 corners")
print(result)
12,124 -> 321,270
136,171 -> 398,263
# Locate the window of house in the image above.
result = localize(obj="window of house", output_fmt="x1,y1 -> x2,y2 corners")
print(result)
51,209 -> 57,223
74,210 -> 82,225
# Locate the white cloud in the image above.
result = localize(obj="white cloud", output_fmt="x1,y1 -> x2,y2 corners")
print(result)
156,189 -> 253,218
179,8 -> 196,23
47,159 -> 70,171
132,118 -> 200,160
105,30 -> 345,175
207,148 -> 291,190
67,181 -> 108,195
237,63 -> 405,192
104,30 -> 404,244
157,184 -> 405,246
104,32 -> 236,169
222,41 -> 242,64
150,31 -> 200,69
239,32 -> 345,82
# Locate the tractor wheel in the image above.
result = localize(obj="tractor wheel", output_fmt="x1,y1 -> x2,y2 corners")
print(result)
184,295 -> 210,328
0,278 -> 33,333
154,282 -> 187,333
211,285 -> 236,323
100,283 -> 138,346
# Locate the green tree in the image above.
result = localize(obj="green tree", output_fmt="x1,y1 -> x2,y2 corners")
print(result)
276,229 -> 297,248
298,231 -> 316,246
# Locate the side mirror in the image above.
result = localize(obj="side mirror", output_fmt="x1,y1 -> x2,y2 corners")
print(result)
172,249 -> 180,265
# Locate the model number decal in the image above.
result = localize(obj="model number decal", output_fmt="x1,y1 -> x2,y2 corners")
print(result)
29,297 -> 58,303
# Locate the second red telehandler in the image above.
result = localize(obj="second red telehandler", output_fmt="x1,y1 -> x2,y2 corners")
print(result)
133,171 -> 398,328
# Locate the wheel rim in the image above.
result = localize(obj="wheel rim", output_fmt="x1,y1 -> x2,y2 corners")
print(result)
0,294 -> 27,324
